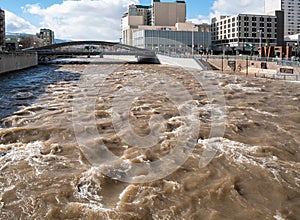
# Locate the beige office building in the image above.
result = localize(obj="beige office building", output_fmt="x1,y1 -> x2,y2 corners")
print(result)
121,4 -> 152,46
152,0 -> 186,26
121,0 -> 186,46
211,14 -> 279,54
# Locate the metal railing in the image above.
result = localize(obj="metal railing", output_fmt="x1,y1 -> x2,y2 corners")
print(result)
254,72 -> 300,81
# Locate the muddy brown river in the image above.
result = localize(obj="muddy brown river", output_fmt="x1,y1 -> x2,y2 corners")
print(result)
0,61 -> 299,219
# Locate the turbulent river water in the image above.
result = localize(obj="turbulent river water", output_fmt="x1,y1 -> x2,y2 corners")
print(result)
0,61 -> 299,219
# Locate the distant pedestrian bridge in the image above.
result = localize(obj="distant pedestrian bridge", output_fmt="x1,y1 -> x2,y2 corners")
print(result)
28,41 -> 159,64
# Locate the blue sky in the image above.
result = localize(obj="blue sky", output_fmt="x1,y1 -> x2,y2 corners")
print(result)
0,0 -> 263,40
1,0 -> 215,21
138,0 -> 215,19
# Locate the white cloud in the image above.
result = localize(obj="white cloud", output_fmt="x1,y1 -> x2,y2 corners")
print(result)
211,0 -> 264,16
5,10 -> 38,34
192,0 -> 264,24
22,0 -> 139,41
188,15 -> 210,25
5,0 -> 265,40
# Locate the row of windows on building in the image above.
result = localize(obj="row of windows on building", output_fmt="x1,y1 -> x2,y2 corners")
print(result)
212,33 -> 277,40
213,38 -> 277,45
286,14 -> 300,34
283,0 -> 300,34
282,2 -> 300,5
211,17 -> 276,27
134,31 -> 210,43
212,27 -> 277,34
212,22 -> 276,29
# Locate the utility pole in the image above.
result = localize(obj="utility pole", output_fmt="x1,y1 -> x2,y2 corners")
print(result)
246,56 -> 249,76
222,56 -> 224,72
258,30 -> 262,58
192,26 -> 195,57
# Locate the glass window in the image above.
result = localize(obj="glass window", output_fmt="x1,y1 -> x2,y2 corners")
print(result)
129,8 -> 136,15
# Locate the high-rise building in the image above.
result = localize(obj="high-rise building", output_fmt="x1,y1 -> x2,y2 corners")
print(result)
121,0 -> 186,46
0,9 -> 5,51
265,0 -> 300,35
211,14 -> 282,54
152,0 -> 186,26
36,28 -> 55,46
121,4 -> 153,45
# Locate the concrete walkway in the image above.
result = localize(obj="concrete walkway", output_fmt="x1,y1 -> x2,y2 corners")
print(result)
157,54 -> 203,70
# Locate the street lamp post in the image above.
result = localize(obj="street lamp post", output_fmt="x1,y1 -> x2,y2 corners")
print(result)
226,44 -> 229,59
192,31 -> 194,56
202,30 -> 205,54
192,26 -> 195,56
200,45 -> 203,58
294,43 -> 298,60
246,56 -> 249,76
221,56 -> 224,72
258,30 -> 262,58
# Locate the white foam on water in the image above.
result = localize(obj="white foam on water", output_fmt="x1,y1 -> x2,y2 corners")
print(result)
119,186 -> 136,205
0,141 -> 68,177
11,92 -> 34,100
75,167 -> 104,203
67,202 -> 114,218
198,137 -> 300,190
227,106 -> 278,117
274,211 -> 286,220
225,83 -> 262,93
162,180 -> 181,191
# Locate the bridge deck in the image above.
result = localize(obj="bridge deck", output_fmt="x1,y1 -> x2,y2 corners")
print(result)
36,50 -> 155,56
29,40 -> 159,64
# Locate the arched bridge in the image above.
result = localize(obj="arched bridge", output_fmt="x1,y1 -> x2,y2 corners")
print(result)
28,41 -> 159,63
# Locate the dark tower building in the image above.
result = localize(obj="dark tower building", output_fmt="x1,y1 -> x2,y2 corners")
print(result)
0,9 -> 5,51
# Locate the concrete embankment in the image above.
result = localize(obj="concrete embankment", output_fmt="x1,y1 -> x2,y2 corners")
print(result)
206,58 -> 300,75
156,54 -> 203,70
0,52 -> 38,74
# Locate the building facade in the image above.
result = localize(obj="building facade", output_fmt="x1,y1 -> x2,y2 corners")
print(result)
132,28 -> 211,54
211,14 -> 281,55
121,0 -> 186,46
36,28 -> 55,46
265,0 -> 300,36
4,35 -> 23,51
121,4 -> 153,46
5,34 -> 44,51
152,0 -> 186,26
0,9 -> 5,51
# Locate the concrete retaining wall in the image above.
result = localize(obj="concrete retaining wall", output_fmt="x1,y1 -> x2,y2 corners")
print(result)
157,54 -> 203,70
0,52 -> 38,74
207,58 -> 300,75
